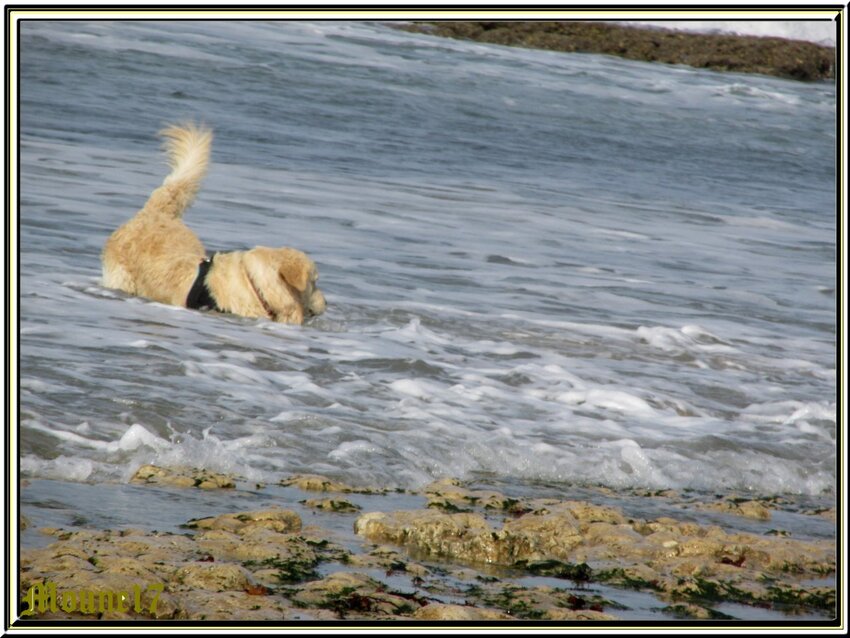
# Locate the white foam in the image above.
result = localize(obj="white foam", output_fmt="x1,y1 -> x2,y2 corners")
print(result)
592,227 -> 651,240
21,454 -> 95,482
146,427 -> 271,483
269,411 -> 303,423
557,388 -> 658,417
389,378 -> 442,400
20,378 -> 56,393
742,400 -> 836,425
449,382 -> 508,402
718,215 -> 802,231
614,439 -> 670,484
385,317 -> 453,346
29,24 -> 234,62
183,361 -> 272,386
637,324 -> 736,354
115,424 -> 171,452
25,420 -> 169,454
328,440 -> 382,460
721,83 -> 803,106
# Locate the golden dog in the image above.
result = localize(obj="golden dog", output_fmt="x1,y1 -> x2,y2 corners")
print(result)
101,123 -> 326,325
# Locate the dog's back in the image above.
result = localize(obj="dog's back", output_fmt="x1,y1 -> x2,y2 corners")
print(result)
101,124 -> 214,306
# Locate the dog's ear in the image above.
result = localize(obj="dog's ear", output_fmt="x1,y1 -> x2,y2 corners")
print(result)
278,249 -> 312,293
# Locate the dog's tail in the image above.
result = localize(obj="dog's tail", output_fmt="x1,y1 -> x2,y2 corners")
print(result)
142,123 -> 213,219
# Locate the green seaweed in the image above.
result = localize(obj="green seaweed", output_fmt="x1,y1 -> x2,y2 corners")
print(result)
303,538 -> 329,549
315,586 -> 419,619
684,578 -> 755,606
298,536 -> 352,564
484,587 -> 545,620
242,555 -> 319,584
514,559 -> 593,583
676,577 -> 836,613
386,560 -> 408,573
427,500 -> 473,513
504,599 -> 545,620
765,585 -> 836,613
488,498 -> 532,515
301,499 -> 361,513
594,568 -> 663,592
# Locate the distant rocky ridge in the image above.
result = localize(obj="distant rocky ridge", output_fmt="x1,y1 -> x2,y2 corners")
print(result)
401,21 -> 835,81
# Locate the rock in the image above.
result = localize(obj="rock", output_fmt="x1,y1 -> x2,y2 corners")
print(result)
130,464 -> 235,489
290,572 -> 423,618
195,528 -> 315,563
280,474 -> 387,494
355,510 -> 499,563
175,590 -> 291,621
96,556 -> 160,581
810,507 -> 836,522
581,522 -> 647,560
545,608 -> 619,621
343,546 -> 430,578
499,506 -> 584,561
172,563 -> 252,592
302,498 -> 361,513
184,507 -> 302,535
558,501 -> 628,527
355,493 -> 835,619
298,571 -> 375,597
662,603 -> 731,620
735,501 -> 772,520
19,479 -> 837,621
413,603 -> 512,620
21,570 -> 176,619
700,499 -> 773,520
20,514 -> 327,620
356,505 -> 589,566
422,478 -> 529,513
400,21 -> 834,81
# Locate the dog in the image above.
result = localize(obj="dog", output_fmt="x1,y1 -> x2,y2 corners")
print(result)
101,123 -> 326,325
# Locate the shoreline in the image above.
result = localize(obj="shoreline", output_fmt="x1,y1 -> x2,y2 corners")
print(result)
398,21 -> 835,82
18,466 -> 837,624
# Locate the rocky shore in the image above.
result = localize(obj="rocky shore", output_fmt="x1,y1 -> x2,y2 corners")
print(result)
399,21 -> 835,81
18,465 -> 836,624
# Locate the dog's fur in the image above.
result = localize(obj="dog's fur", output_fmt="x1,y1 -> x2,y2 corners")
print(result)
101,124 -> 326,325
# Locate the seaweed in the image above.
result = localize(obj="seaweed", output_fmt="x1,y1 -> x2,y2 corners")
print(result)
485,587 -> 545,620
514,559 -> 593,584
427,500 -> 473,514
594,567 -> 663,592
242,555 -> 319,584
674,577 -> 836,614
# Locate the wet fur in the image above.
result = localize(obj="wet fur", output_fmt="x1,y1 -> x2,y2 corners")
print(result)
101,124 -> 326,324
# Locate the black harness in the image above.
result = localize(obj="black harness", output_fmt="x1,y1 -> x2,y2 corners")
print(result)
185,253 -> 221,312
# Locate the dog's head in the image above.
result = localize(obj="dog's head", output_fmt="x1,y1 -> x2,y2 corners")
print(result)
240,247 -> 326,325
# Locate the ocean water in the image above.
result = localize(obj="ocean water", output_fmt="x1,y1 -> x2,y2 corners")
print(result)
18,21 -> 837,505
